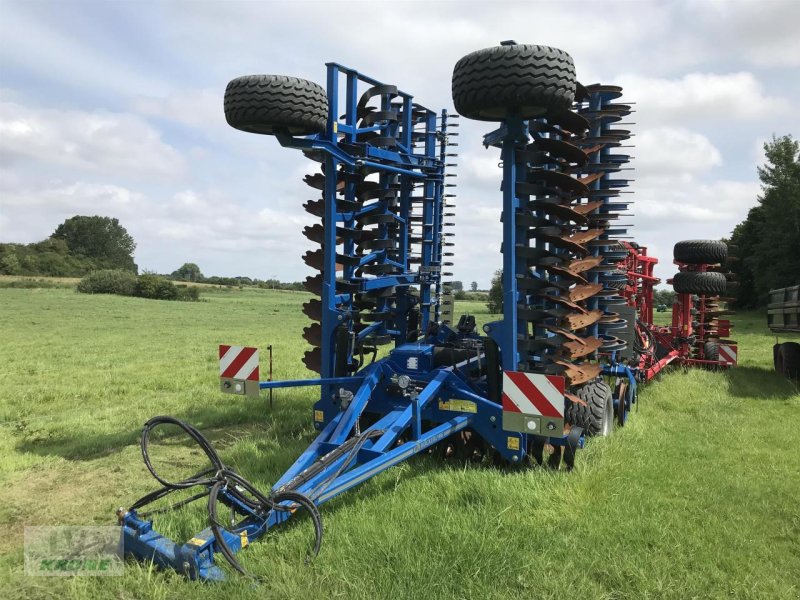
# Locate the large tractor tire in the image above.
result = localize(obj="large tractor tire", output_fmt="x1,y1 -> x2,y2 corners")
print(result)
565,379 -> 613,437
451,44 -> 576,121
780,342 -> 800,380
774,343 -> 784,373
224,75 -> 327,136
673,240 -> 727,265
672,271 -> 726,296
704,341 -> 720,361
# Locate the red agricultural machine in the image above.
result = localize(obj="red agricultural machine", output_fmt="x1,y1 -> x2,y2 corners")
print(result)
119,42 -> 738,581
622,239 -> 738,382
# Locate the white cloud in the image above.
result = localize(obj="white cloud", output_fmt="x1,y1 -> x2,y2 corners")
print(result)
1,0 -> 798,288
0,101 -> 186,178
132,89 -> 223,130
683,0 -> 800,68
0,177 -> 316,276
459,154 -> 503,186
636,128 -> 722,176
617,72 -> 788,124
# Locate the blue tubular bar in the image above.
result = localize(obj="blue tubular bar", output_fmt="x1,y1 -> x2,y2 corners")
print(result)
329,366 -> 382,444
313,416 -> 471,503
122,362 -> 480,582
259,376 -> 365,390
498,117 -> 528,371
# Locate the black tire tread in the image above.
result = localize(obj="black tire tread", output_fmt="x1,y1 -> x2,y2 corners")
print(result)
565,379 -> 612,436
452,44 -> 576,121
780,342 -> 800,380
672,271 -> 726,296
673,240 -> 728,265
704,341 -> 720,361
774,343 -> 784,373
224,75 -> 327,136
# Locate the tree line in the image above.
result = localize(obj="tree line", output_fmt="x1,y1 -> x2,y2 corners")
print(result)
728,135 -> 800,307
0,216 -> 136,277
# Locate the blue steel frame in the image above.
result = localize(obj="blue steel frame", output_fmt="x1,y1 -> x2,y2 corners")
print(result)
120,65 -> 603,582
120,64 -> 517,581
121,332 -> 570,580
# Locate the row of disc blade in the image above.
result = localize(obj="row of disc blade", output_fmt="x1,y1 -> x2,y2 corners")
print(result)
299,83 -> 451,372
512,82 -> 635,395
575,83 -> 635,355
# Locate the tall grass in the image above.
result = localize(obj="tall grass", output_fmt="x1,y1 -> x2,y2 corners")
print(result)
1,288 -> 798,599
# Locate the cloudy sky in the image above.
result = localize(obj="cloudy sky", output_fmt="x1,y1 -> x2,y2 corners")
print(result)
1,0 -> 798,287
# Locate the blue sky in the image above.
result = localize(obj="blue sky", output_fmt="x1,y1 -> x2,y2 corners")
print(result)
1,0 -> 798,287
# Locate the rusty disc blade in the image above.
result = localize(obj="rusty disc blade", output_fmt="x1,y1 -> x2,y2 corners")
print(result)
568,283 -> 603,302
552,359 -> 602,386
583,84 -> 623,98
303,323 -> 322,346
569,256 -> 604,274
302,348 -> 321,373
530,231 -> 589,256
303,275 -> 322,295
545,264 -> 589,284
527,169 -> 589,197
543,294 -> 588,314
302,298 -> 322,320
562,309 -> 603,330
548,110 -> 589,134
534,137 -> 588,166
304,199 -> 324,218
562,336 -> 604,359
529,200 -> 590,225
572,200 -> 606,216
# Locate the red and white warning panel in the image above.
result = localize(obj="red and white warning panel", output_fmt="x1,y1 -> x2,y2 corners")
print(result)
219,345 -> 260,398
502,371 -> 565,437
718,344 -> 738,366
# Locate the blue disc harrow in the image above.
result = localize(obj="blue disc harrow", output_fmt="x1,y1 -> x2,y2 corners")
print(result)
120,46 -> 643,582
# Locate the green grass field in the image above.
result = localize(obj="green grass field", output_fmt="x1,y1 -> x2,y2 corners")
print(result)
2,287 -> 798,599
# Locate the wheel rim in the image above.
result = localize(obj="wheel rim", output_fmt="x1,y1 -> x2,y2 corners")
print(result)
616,382 -> 628,427
601,397 -> 614,436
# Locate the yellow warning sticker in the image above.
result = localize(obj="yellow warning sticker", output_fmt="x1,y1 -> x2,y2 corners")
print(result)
314,410 -> 324,422
507,436 -> 520,451
187,537 -> 206,546
333,122 -> 338,133
438,399 -> 477,414
240,531 -> 249,548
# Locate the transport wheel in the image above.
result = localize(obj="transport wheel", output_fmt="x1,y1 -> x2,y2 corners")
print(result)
224,75 -> 327,135
780,342 -> 800,380
774,343 -> 784,373
615,381 -> 628,427
673,240 -> 727,265
672,271 -> 726,295
451,43 -> 576,121
704,341 -> 720,361
565,379 -> 613,436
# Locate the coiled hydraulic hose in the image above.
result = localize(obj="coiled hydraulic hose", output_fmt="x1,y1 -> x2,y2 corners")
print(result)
128,416 -> 327,578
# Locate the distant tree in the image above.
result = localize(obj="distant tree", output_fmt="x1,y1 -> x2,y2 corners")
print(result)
450,280 -> 464,292
470,281 -> 478,292
730,135 -> 800,307
653,289 -> 675,307
52,215 -> 137,272
171,262 -> 204,282
487,269 -> 502,314
0,249 -> 20,275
